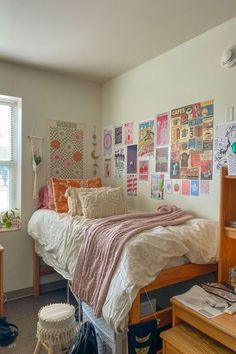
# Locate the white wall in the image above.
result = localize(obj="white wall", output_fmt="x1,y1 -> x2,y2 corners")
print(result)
0,62 -> 101,292
101,18 -> 236,220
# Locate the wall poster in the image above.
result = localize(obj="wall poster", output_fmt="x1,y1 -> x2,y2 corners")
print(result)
170,100 -> 214,181
138,119 -> 155,157
127,145 -> 137,174
103,128 -> 113,156
155,147 -> 168,173
48,120 -> 84,179
124,122 -> 134,145
114,125 -> 123,145
127,174 -> 137,196
156,112 -> 169,146
114,148 -> 125,179
151,174 -> 164,199
104,158 -> 112,178
138,160 -> 149,182
214,122 -> 236,174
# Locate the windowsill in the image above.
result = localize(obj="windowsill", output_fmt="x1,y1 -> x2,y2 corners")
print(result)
0,227 -> 21,233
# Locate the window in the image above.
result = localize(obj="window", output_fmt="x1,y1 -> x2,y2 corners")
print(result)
0,96 -> 21,214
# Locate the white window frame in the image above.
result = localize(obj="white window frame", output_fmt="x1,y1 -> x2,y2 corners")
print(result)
0,95 -> 21,214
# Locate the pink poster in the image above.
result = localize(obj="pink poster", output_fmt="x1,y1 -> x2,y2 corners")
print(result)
182,180 -> 190,196
156,113 -> 168,146
139,160 -> 149,182
124,122 -> 134,145
127,174 -> 137,196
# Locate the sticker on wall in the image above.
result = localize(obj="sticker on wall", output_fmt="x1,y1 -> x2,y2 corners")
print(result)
103,127 -> 113,156
151,174 -> 164,200
48,120 -> 84,179
127,174 -> 137,196
114,148 -> 125,179
214,122 -> 236,174
170,100 -> 214,180
190,180 -> 200,196
155,147 -> 168,173
127,145 -> 137,174
138,160 -> 149,182
104,158 -> 112,178
124,122 -> 134,145
181,180 -> 190,196
138,119 -> 155,157
165,179 -> 173,194
200,180 -> 210,195
114,125 -> 123,145
156,112 -> 169,146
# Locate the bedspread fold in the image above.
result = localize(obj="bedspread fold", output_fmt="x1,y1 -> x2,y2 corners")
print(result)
72,205 -> 192,316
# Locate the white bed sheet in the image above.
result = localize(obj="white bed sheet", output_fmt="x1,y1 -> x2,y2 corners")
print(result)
28,209 -> 218,333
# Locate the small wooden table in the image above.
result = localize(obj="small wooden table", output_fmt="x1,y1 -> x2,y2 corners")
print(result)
0,245 -> 4,315
171,297 -> 236,352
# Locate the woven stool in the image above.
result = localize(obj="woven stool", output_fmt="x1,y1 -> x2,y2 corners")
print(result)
34,303 -> 79,354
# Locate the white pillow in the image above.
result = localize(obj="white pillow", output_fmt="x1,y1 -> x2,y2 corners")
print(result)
66,186 -> 110,216
79,186 -> 127,218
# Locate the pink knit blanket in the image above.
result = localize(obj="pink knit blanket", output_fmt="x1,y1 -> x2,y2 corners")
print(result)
72,205 -> 192,316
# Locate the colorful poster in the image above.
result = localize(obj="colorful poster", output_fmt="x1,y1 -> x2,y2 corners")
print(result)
138,160 -> 149,182
151,174 -> 164,199
191,180 -> 200,196
114,148 -> 125,179
138,119 -> 155,157
156,147 -> 168,173
127,174 -> 137,196
127,145 -> 137,174
114,125 -> 123,145
200,180 -> 210,194
214,122 -> 236,174
124,122 -> 134,145
49,120 -> 84,179
156,112 -> 168,146
103,128 -> 113,156
104,159 -> 112,178
182,180 -> 190,196
173,180 -> 181,194
165,179 -> 173,194
170,100 -> 214,180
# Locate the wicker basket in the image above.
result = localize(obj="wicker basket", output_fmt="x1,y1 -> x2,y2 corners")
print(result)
227,153 -> 236,176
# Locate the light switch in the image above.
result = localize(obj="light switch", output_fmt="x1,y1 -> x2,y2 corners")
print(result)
225,106 -> 234,122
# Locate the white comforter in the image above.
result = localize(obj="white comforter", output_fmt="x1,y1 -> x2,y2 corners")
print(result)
28,210 -> 218,333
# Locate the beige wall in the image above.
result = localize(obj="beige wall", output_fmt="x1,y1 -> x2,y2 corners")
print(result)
101,18 -> 236,220
0,62 -> 101,292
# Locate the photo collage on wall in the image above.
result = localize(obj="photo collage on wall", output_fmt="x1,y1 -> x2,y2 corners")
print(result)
102,99 -> 215,199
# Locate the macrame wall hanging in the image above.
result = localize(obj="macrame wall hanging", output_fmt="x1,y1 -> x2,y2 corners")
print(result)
29,136 -> 43,199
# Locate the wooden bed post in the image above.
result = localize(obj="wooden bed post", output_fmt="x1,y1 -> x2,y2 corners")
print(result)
33,241 -> 40,296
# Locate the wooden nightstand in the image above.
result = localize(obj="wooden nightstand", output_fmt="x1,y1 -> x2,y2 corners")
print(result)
165,297 -> 236,353
0,245 -> 4,315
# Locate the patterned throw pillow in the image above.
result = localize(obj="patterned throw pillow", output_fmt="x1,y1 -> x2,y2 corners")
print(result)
79,186 -> 127,218
52,177 -> 102,213
66,186 -> 110,216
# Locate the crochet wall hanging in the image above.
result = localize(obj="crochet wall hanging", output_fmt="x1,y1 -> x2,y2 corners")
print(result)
48,120 -> 85,179
91,126 -> 99,176
29,135 -> 43,199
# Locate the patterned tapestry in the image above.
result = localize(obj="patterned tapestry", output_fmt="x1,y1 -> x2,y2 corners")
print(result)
48,120 -> 85,179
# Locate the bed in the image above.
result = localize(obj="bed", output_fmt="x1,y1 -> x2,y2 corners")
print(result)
28,208 -> 218,341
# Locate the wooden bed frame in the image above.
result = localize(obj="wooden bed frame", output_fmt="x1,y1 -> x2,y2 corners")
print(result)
32,243 -> 217,353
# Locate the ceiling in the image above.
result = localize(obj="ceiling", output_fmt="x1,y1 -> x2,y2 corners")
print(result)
1,0 -> 236,83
